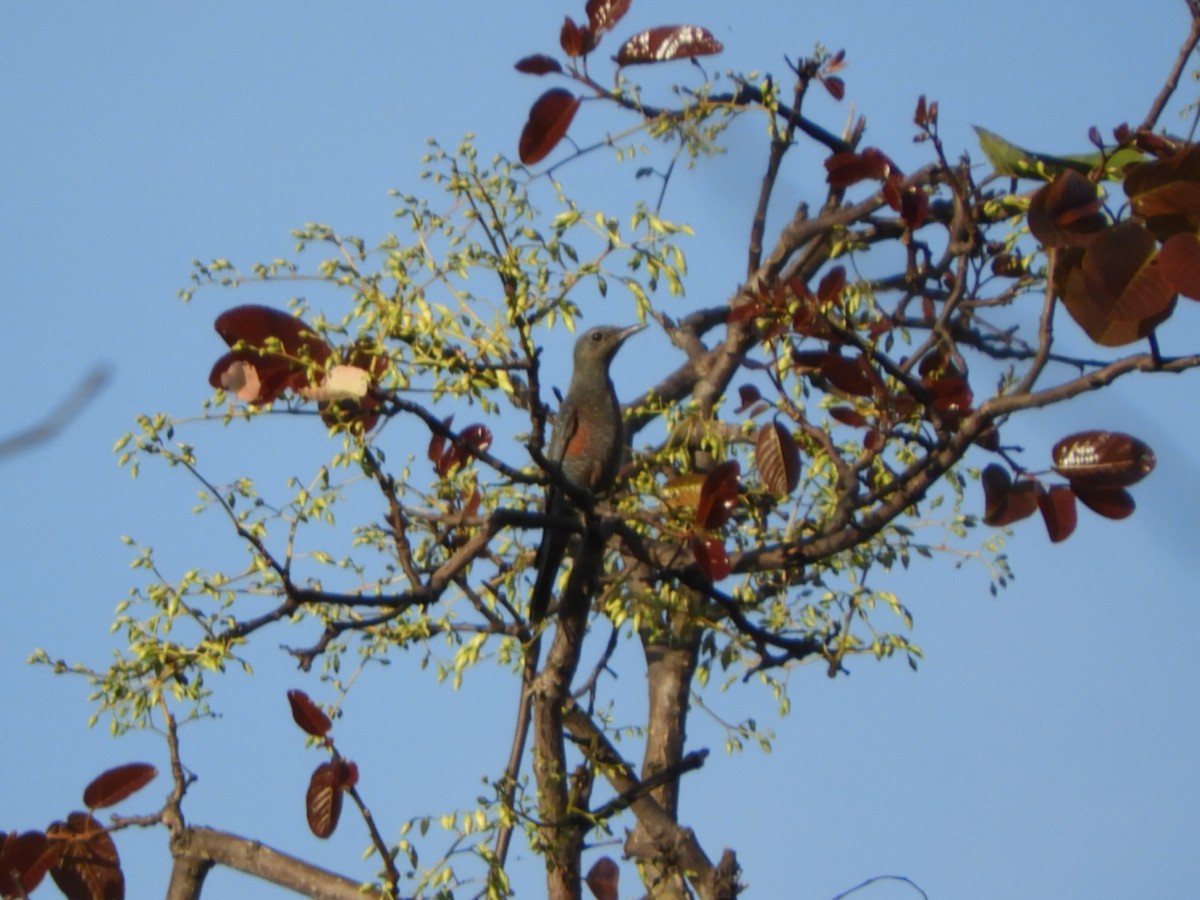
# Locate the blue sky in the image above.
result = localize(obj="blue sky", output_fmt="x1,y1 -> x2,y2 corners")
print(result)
3,2 -> 1199,898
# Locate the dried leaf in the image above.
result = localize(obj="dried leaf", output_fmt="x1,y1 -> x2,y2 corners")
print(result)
1052,431 -> 1156,489
287,689 -> 332,738
661,473 -> 706,512
82,763 -> 158,811
585,856 -> 620,900
689,534 -> 731,581
519,89 -> 581,165
615,25 -> 723,65
1037,484 -> 1078,543
756,421 -> 800,497
515,54 -> 563,75
306,762 -> 344,839
48,813 -> 123,900
696,460 -> 741,530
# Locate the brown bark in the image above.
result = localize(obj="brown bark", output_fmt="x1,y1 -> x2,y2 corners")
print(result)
168,826 -> 379,900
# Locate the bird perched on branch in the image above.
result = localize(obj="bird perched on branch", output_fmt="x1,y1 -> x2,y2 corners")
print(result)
530,323 -> 645,624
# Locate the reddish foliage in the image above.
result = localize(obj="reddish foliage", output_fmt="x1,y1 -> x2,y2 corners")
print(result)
824,147 -> 895,188
981,465 -> 1039,527
1054,223 -> 1176,347
585,856 -> 620,900
615,25 -> 723,65
287,689 -> 333,738
48,813 -> 123,900
585,0 -> 632,35
1052,431 -> 1155,489
1037,484 -> 1078,543
306,763 -> 344,839
696,460 -> 741,530
0,831 -> 58,898
1157,231 -> 1200,300
1028,171 -> 1108,248
559,17 -> 596,57
519,89 -> 582,165
734,384 -> 762,414
1073,486 -> 1136,519
515,54 -> 563,76
755,421 -> 800,497
689,534 -> 731,581
82,763 -> 158,810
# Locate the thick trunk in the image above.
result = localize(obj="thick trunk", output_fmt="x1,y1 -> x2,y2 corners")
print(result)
629,627 -> 701,898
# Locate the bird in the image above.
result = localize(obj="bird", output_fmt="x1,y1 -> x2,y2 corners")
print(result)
529,323 -> 645,625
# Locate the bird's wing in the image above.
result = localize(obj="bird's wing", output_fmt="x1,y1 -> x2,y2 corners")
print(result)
546,399 -> 578,466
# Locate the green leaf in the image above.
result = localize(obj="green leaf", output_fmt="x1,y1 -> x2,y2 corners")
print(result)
974,126 -> 1142,182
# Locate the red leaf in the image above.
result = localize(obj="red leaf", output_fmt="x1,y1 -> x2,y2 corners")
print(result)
824,147 -> 895,188
519,89 -> 581,165
756,421 -> 801,497
734,384 -> 762,414
461,423 -> 494,454
981,465 -> 1039,526
1073,486 -> 1136,520
585,0 -> 632,35
48,813 -> 122,900
1157,231 -> 1200,300
287,689 -> 332,738
214,305 -> 331,363
1052,431 -> 1156,489
306,762 -> 344,839
1028,171 -> 1108,248
820,352 -> 882,398
821,76 -> 845,101
816,266 -> 846,304
427,416 -> 454,466
1037,484 -> 1078,543
728,300 -> 766,323
829,406 -> 868,427
586,856 -> 620,900
559,17 -> 594,57
696,460 -> 741,530
1055,223 -> 1176,347
335,759 -> 359,790
515,54 -> 563,76
83,763 -> 158,810
689,534 -> 731,581
0,831 -> 57,898
615,25 -> 723,65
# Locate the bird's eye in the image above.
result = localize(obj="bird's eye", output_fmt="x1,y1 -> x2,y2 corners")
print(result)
591,331 -> 604,342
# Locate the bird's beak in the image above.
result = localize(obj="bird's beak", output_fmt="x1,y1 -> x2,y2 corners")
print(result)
616,323 -> 647,344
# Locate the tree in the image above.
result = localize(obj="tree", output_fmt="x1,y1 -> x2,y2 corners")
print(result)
6,1 -> 1200,898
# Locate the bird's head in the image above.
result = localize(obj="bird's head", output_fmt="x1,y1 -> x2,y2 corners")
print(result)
572,323 -> 646,369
